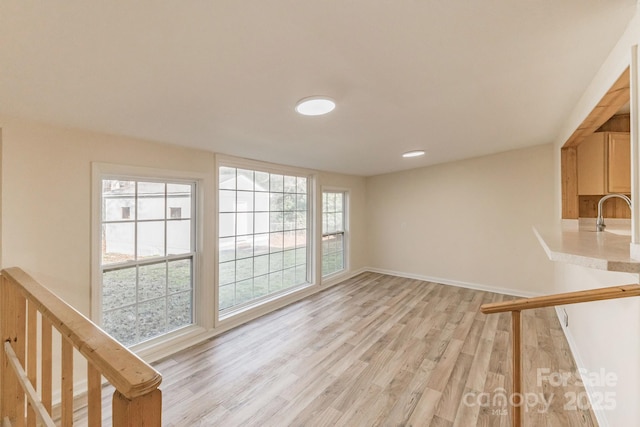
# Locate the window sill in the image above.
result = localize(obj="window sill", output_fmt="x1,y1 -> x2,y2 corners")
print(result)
321,269 -> 349,286
132,324 -> 209,363
218,282 -> 317,323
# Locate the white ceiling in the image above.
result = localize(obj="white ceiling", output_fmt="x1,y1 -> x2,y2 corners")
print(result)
0,1 -> 636,176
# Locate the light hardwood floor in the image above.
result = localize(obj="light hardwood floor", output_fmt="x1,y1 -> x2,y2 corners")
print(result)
78,272 -> 597,426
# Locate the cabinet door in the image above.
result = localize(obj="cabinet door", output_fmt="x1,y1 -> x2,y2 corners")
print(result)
577,133 -> 606,195
608,132 -> 630,193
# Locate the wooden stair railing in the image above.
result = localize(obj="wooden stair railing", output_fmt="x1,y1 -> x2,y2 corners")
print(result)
0,267 -> 162,426
481,284 -> 640,427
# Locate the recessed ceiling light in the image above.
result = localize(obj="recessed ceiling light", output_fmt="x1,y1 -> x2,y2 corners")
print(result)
402,150 -> 425,158
295,96 -> 336,116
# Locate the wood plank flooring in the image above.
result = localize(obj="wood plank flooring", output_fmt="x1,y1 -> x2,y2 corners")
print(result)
76,272 -> 597,426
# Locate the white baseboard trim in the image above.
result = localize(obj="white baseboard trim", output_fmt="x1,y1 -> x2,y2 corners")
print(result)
135,325 -> 211,363
554,307 -> 609,427
365,267 -> 542,298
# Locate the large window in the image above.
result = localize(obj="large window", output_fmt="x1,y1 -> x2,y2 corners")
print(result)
100,179 -> 195,346
218,166 -> 310,313
322,191 -> 346,277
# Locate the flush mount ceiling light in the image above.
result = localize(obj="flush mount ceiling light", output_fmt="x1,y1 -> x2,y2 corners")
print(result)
402,150 -> 426,158
295,96 -> 336,116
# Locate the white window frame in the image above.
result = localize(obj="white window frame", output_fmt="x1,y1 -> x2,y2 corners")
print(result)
215,155 -> 318,322
91,162 -> 212,353
321,187 -> 349,280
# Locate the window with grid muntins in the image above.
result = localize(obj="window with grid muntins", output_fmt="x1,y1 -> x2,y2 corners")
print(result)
322,191 -> 345,277
100,179 -> 195,346
218,166 -> 310,312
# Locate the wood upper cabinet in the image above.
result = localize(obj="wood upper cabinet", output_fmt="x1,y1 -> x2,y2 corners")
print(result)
608,132 -> 630,193
577,133 -> 606,195
577,132 -> 630,195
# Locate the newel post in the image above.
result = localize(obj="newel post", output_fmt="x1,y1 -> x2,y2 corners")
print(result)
112,389 -> 162,426
1,274 -> 25,424
511,310 -> 523,427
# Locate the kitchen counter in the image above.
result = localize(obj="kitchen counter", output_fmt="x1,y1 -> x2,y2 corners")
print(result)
534,220 -> 640,273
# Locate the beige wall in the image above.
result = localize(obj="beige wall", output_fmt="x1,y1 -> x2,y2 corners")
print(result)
365,143 -> 555,296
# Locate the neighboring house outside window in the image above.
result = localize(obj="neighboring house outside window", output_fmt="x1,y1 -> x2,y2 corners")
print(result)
99,178 -> 196,346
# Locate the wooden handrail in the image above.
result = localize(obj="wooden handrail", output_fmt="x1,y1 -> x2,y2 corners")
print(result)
480,283 -> 640,427
1,267 -> 162,426
2,267 -> 162,399
481,284 -> 640,314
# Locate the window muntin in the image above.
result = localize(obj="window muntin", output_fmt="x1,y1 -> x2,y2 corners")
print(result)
101,179 -> 195,346
322,191 -> 345,277
218,166 -> 310,312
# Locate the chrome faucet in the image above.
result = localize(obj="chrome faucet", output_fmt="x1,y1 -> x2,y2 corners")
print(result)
596,194 -> 632,232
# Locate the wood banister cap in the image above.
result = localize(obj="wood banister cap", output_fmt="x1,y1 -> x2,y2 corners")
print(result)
1,267 -> 162,399
481,284 -> 640,314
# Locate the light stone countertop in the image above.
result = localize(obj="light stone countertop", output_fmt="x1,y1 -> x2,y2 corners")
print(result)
534,219 -> 640,273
